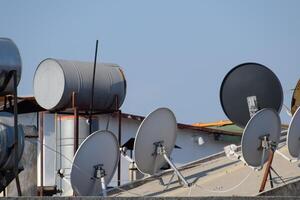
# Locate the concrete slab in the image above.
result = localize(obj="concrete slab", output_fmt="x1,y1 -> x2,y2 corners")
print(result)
108,145 -> 300,197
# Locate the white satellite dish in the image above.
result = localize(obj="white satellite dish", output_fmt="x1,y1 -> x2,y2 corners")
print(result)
241,108 -> 281,168
287,106 -> 300,159
70,130 -> 119,196
134,107 -> 190,187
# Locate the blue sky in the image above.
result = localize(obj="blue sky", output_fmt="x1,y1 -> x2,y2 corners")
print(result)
0,0 -> 299,123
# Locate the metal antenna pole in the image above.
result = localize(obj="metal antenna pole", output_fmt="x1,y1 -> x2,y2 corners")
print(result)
89,40 -> 99,134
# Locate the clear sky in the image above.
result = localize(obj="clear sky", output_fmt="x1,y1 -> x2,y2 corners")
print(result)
0,0 -> 299,124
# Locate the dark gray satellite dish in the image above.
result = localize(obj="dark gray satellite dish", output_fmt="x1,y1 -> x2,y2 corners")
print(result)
220,63 -> 283,127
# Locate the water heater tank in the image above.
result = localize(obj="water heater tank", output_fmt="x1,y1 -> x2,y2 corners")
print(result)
0,112 -> 24,170
0,38 -> 22,95
56,115 -> 98,196
33,58 -> 126,111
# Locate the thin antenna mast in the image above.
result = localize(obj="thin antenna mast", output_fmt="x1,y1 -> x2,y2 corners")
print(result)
89,40 -> 99,134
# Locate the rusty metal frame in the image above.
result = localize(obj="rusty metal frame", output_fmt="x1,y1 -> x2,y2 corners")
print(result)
72,92 -> 79,153
39,111 -> 44,196
259,149 -> 275,192
115,95 -> 122,187
12,71 -> 22,196
43,93 -> 123,196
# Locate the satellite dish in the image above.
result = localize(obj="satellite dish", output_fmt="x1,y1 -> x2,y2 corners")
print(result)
291,79 -> 300,115
134,107 -> 189,187
70,130 -> 119,196
220,63 -> 283,127
134,108 -> 176,174
241,108 -> 281,168
287,106 -> 300,158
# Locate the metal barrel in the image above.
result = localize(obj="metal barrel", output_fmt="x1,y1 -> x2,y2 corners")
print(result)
0,38 -> 22,95
33,58 -> 126,111
56,115 -> 98,196
0,112 -> 24,170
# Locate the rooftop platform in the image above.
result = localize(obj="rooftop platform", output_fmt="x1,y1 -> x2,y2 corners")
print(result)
108,144 -> 300,197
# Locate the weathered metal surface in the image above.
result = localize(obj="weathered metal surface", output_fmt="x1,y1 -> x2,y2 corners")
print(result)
33,58 -> 126,111
6,126 -> 38,196
0,112 -> 24,170
0,38 -> 21,95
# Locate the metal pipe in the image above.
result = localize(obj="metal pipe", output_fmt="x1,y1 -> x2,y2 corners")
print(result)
72,92 -> 79,153
120,151 -> 134,163
36,112 -> 39,131
39,112 -> 44,196
36,112 -> 39,196
162,153 -> 189,187
259,149 -> 275,192
74,108 -> 79,153
269,169 -> 273,188
89,40 -> 99,135
115,95 -> 122,186
13,70 -> 22,196
117,109 -> 122,186
117,104 -> 122,186
100,176 -> 107,197
15,176 -> 21,196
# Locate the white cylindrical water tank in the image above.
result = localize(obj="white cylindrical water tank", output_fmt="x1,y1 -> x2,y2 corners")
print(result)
0,38 -> 22,95
33,58 -> 126,111
56,115 -> 98,196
